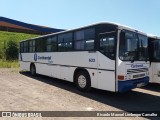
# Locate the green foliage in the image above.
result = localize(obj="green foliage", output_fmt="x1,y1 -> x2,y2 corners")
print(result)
0,31 -> 38,49
0,31 -> 38,60
5,40 -> 18,60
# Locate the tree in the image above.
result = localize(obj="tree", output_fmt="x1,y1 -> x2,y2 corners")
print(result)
5,40 -> 18,60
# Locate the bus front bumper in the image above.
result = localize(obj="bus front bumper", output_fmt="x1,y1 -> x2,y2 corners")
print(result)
118,76 -> 149,92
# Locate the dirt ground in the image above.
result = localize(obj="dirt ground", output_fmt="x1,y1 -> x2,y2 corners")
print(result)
0,68 -> 160,120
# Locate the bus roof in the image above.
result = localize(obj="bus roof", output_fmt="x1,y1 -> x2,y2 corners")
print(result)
20,22 -> 147,42
147,34 -> 160,39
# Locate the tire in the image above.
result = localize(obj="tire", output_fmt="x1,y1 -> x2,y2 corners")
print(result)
75,71 -> 91,92
30,64 -> 36,76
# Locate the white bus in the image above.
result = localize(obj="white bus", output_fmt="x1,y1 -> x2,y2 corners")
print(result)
19,22 -> 150,92
148,35 -> 160,83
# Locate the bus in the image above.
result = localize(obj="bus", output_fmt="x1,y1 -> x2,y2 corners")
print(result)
19,22 -> 150,92
148,35 -> 160,83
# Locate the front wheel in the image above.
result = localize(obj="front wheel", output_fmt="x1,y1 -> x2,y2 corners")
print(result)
75,71 -> 91,92
30,64 -> 36,76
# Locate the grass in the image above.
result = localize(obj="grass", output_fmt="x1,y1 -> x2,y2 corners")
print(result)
0,60 -> 19,68
0,31 -> 39,49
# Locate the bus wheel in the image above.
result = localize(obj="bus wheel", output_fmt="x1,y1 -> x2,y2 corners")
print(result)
30,64 -> 36,76
75,71 -> 91,92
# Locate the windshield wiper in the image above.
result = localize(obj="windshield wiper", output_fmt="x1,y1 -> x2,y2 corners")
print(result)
131,56 -> 135,63
130,51 -> 137,63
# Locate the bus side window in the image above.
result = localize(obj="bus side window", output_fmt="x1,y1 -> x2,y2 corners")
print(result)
47,36 -> 57,52
100,36 -> 115,59
29,40 -> 33,52
58,33 -> 73,51
32,40 -> 35,52
23,41 -> 29,53
154,40 -> 160,60
74,28 -> 95,50
36,38 -> 47,52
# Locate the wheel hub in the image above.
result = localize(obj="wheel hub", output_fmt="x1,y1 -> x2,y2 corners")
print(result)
78,75 -> 87,88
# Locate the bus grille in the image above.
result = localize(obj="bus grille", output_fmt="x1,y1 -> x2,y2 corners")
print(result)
133,74 -> 146,79
127,68 -> 148,74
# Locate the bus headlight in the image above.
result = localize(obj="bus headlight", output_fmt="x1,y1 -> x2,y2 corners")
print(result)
127,74 -> 131,80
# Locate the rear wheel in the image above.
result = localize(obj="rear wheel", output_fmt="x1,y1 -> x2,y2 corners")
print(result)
75,71 -> 91,92
30,64 -> 36,76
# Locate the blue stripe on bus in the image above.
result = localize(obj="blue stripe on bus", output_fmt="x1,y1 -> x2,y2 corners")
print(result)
118,76 -> 149,92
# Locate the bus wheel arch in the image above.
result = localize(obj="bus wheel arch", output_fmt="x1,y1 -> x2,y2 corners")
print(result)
74,68 -> 91,91
30,63 -> 36,76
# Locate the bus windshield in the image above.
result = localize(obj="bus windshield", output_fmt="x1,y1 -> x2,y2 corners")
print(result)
119,31 -> 148,61
153,39 -> 160,61
138,34 -> 148,61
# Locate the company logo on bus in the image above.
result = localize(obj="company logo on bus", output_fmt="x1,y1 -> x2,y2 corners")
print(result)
131,64 -> 143,68
34,53 -> 52,62
34,53 -> 37,61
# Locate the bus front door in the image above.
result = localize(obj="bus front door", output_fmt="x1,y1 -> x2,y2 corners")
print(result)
97,32 -> 116,91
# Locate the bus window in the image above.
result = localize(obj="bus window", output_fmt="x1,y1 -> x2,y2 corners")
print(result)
74,28 -> 95,50
58,33 -> 73,51
47,36 -> 57,52
153,40 -> 160,60
99,32 -> 116,60
119,31 -> 138,61
29,40 -> 33,52
138,34 -> 148,61
85,40 -> 94,50
36,38 -> 47,52
32,40 -> 35,52
23,41 -> 29,53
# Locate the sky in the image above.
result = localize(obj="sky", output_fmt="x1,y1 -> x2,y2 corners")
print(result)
0,0 -> 160,36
